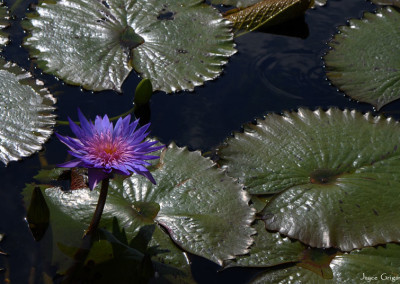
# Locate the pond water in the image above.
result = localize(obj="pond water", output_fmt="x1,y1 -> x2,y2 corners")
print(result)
0,0 -> 394,283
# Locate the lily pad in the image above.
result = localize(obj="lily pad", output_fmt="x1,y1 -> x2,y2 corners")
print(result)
23,183 -> 195,283
313,0 -> 327,7
370,0 -> 400,7
250,244 -> 400,283
23,0 -> 236,93
210,0 -> 259,8
324,7 -> 400,110
27,143 -> 255,266
0,2 -> 9,47
218,108 -> 400,250
224,0 -> 312,36
228,221 -> 305,268
210,0 -> 323,9
0,58 -> 56,165
229,220 -> 337,280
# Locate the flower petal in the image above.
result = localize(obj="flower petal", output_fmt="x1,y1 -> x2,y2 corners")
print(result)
87,168 -> 109,190
57,110 -> 162,186
132,164 -> 157,184
57,159 -> 84,168
67,117 -> 84,138
77,108 -> 93,134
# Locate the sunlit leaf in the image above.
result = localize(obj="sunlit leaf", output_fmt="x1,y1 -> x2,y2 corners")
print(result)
224,0 -> 312,36
0,2 -> 54,165
324,7 -> 400,110
0,58 -> 56,165
218,108 -> 400,251
250,244 -> 400,283
23,0 -> 236,93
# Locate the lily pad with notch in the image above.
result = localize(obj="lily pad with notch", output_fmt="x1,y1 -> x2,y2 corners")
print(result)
23,0 -> 236,93
218,108 -> 400,251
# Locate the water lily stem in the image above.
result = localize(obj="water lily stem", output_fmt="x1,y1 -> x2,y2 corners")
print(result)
85,177 -> 109,236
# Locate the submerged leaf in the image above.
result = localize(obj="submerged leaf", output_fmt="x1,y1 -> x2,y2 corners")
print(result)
0,59 -> 56,165
324,7 -> 400,110
218,108 -> 400,251
134,79 -> 153,107
24,0 -> 236,93
26,186 -> 50,241
224,0 -> 312,36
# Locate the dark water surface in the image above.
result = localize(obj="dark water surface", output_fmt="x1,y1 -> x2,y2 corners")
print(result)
0,0 -> 393,283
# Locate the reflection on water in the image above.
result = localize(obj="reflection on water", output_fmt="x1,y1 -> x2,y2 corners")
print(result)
150,0 -> 377,153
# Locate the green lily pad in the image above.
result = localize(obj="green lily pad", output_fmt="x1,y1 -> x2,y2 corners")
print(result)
210,0 -> 322,9
250,195 -> 270,213
23,0 -> 236,93
224,0 -> 312,36
229,220 -> 337,280
218,108 -> 400,250
0,2 -> 9,47
0,58 -> 56,165
324,7 -> 400,110
250,244 -> 400,283
370,0 -> 400,7
228,221 -> 305,268
210,0 -> 259,8
27,143 -> 255,266
23,183 -> 194,283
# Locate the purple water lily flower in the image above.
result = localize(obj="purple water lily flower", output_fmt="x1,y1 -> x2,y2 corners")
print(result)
56,109 -> 164,190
